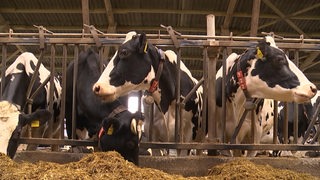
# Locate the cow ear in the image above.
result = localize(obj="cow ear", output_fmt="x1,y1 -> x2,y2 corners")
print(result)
102,117 -> 120,135
256,40 -> 269,61
138,33 -> 148,54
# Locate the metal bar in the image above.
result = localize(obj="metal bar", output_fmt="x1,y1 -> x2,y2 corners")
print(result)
283,102 -> 289,144
221,48 -> 227,143
293,103 -> 299,144
201,48 -> 208,141
273,100 -> 279,144
176,48 -> 181,143
72,45 -> 79,139
19,138 -> 97,146
59,44 -> 68,138
140,142 -> 320,151
303,102 -> 320,144
48,44 -> 56,138
1,44 -> 7,97
181,77 -> 204,105
251,109 -> 255,143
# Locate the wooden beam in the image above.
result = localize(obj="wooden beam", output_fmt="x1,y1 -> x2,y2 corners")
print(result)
1,7 -> 320,20
178,0 -> 187,27
221,0 -> 238,35
300,52 -> 320,71
262,0 -> 309,38
81,0 -> 90,33
250,0 -> 261,37
103,0 -> 115,26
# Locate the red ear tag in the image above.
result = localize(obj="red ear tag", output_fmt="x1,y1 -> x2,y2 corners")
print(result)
149,79 -> 159,93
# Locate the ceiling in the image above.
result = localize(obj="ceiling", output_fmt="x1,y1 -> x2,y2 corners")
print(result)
0,0 -> 320,87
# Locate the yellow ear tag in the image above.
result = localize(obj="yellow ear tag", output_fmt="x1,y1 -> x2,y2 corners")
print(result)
31,120 -> 40,128
256,47 -> 264,59
143,42 -> 148,53
107,124 -> 114,135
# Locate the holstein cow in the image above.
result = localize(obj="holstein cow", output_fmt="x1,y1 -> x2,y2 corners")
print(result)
0,101 -> 51,158
93,32 -> 203,153
1,52 -> 62,150
215,36 -> 317,156
65,47 -> 143,165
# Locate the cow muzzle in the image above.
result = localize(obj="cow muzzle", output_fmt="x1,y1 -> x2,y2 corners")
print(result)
294,84 -> 317,103
92,82 -> 117,102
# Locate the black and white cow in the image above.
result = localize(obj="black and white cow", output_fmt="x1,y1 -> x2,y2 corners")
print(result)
0,101 -> 51,158
215,36 -> 317,156
1,52 -> 62,151
65,47 -> 143,165
92,32 -> 203,148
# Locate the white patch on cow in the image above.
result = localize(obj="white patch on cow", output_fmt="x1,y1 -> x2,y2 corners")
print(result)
265,36 -> 278,48
0,101 -> 20,155
6,52 -> 62,110
76,128 -> 90,140
124,31 -> 137,43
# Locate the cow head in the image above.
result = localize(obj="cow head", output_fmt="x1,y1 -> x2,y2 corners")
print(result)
0,101 -> 51,158
93,33 -> 159,102
98,111 -> 144,165
225,37 -> 316,103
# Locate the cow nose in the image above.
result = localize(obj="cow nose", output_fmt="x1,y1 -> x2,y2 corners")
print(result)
93,85 -> 100,94
311,85 -> 317,94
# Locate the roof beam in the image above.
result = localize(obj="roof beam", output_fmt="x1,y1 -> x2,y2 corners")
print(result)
262,0 -> 309,38
1,8 -> 320,20
81,0 -> 90,33
250,0 -> 261,37
300,52 -> 320,71
221,0 -> 238,35
178,0 -> 187,27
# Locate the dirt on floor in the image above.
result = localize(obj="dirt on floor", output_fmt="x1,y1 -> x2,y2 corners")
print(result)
0,152 -> 319,180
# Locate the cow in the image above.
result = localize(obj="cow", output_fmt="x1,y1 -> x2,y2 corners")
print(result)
0,101 -> 51,158
92,32 -> 203,154
214,36 -> 317,157
0,52 -> 62,151
65,47 -> 143,165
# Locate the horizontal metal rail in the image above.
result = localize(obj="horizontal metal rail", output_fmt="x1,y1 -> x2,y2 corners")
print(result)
19,138 -> 97,147
140,142 -> 320,151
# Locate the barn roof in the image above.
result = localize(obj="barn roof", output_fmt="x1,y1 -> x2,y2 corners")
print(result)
0,0 -> 319,87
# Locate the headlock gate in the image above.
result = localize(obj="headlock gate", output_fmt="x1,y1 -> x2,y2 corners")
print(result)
1,15 -> 320,156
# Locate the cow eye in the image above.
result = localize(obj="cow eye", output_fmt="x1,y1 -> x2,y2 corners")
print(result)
119,49 -> 129,58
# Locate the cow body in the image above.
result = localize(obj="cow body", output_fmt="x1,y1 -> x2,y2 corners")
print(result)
65,48 -> 142,165
215,37 -> 317,156
93,33 -> 203,146
0,52 -> 62,151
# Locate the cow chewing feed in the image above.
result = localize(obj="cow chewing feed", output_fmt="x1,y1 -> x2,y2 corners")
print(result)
93,32 -> 203,150
215,36 -> 317,157
0,101 -> 51,158
65,47 -> 144,164
1,52 -> 62,150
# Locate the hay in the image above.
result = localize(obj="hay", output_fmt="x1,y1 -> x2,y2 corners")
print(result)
208,158 -> 319,180
0,152 -> 318,180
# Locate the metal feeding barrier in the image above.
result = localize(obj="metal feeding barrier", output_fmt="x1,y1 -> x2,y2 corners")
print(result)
1,16 -> 320,154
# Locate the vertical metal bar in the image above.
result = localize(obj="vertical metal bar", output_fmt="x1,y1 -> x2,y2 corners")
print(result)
221,48 -> 227,143
273,100 -> 278,144
206,14 -> 217,142
72,45 -> 79,139
175,48 -> 181,143
293,50 -> 299,144
99,48 -> 104,73
201,48 -> 208,140
60,44 -> 68,138
251,110 -> 255,143
1,44 -> 7,97
48,44 -> 56,138
284,102 -> 289,144
149,103 -> 154,142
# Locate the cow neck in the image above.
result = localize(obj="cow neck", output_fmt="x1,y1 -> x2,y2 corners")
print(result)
236,55 -> 251,99
147,48 -> 166,94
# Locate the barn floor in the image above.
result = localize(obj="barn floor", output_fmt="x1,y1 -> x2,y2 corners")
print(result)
13,151 -> 320,177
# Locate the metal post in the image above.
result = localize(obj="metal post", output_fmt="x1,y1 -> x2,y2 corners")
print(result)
60,44 -> 68,138
49,44 -> 56,139
273,100 -> 278,144
72,45 -> 79,139
1,44 -> 7,97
